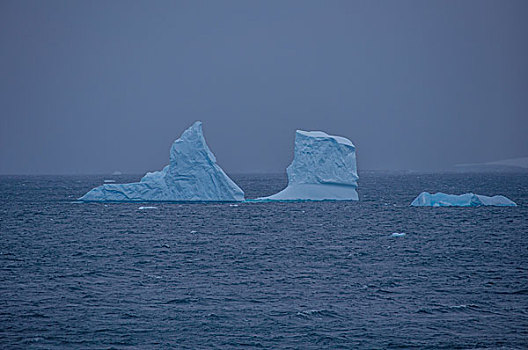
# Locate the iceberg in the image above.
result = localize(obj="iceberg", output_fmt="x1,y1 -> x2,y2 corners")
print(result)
79,121 -> 244,202
391,232 -> 406,237
259,129 -> 358,201
410,192 -> 516,207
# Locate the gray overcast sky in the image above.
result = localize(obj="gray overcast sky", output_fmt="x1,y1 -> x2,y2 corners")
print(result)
1,0 -> 527,174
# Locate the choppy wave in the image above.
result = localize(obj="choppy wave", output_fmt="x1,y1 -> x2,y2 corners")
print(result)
0,173 -> 527,349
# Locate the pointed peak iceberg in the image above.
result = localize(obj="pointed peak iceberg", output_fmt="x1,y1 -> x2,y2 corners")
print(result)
170,120 -> 216,165
79,121 -> 244,202
178,121 -> 205,143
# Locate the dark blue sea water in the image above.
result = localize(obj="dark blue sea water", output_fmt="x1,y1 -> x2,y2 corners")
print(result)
1,172 -> 527,349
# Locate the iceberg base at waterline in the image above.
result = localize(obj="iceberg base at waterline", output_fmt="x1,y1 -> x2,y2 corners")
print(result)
260,184 -> 358,201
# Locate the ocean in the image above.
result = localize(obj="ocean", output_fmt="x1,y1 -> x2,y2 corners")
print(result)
1,172 -> 527,349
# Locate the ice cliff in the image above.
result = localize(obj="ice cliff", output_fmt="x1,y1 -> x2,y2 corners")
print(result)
411,192 -> 516,207
79,121 -> 244,202
259,130 -> 358,201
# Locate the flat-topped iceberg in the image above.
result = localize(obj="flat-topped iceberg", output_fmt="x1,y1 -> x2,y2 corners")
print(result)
259,129 -> 358,201
411,192 -> 516,207
79,121 -> 244,202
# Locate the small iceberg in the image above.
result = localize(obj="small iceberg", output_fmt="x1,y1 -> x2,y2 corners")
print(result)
411,192 -> 516,207
258,129 -> 358,201
79,122 -> 244,202
391,232 -> 406,237
103,179 -> 116,183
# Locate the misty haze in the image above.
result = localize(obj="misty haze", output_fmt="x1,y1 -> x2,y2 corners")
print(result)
1,1 -> 527,175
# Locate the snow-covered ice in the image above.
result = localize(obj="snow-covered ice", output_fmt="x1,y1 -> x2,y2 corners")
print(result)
411,192 -> 516,207
258,129 -> 358,201
79,121 -> 244,202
